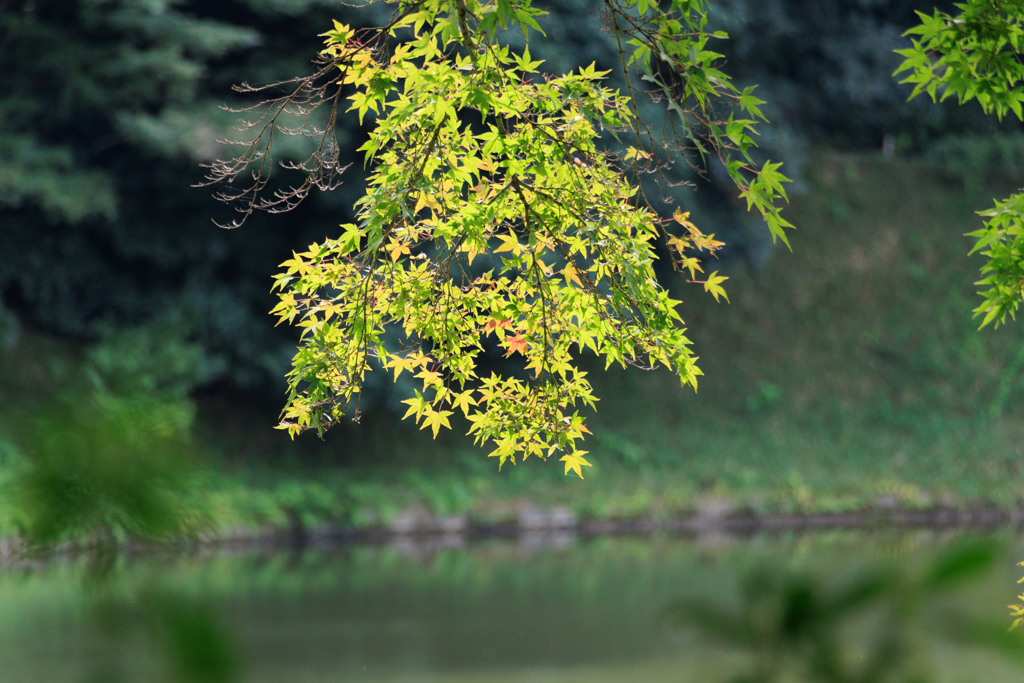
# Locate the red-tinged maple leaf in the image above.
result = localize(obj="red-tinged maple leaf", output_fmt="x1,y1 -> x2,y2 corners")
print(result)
505,335 -> 528,356
483,318 -> 512,334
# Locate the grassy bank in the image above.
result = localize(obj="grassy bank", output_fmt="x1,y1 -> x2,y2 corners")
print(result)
4,149 -> 1024,539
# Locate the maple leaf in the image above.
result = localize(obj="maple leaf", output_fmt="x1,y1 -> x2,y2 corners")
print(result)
678,256 -> 703,279
673,209 -> 698,231
461,243 -> 481,265
494,234 -> 522,255
414,192 -> 440,213
703,271 -> 730,303
625,146 -> 653,161
483,318 -> 512,335
523,440 -> 545,461
487,438 -> 517,469
505,335 -> 528,356
450,390 -> 478,416
385,354 -> 417,380
388,240 -> 411,262
562,264 -> 583,288
560,451 -> 592,479
667,235 -> 688,254
414,368 -> 444,386
400,393 -> 429,422
421,408 -> 453,438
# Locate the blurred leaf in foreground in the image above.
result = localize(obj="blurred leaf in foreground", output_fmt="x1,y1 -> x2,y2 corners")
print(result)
6,393 -> 207,547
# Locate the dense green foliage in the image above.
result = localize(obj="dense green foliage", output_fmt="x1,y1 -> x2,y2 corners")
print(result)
240,0 -> 796,474
896,0 -> 1024,326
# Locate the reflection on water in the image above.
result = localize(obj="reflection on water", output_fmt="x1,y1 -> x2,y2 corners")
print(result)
2,531 -> 1024,682
666,540 -> 1014,683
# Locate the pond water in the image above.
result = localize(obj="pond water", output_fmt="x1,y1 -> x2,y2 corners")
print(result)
2,530 -> 1024,683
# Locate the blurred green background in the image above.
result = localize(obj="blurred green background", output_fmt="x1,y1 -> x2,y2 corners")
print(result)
4,0 -> 1024,540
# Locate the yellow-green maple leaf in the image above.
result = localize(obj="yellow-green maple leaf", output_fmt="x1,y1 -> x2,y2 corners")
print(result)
450,390 -> 477,416
703,271 -> 729,303
422,408 -> 453,438
560,451 -> 592,479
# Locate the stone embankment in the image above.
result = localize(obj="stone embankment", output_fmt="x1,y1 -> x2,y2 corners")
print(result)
259,499 -> 1024,551
3,500 -> 1023,566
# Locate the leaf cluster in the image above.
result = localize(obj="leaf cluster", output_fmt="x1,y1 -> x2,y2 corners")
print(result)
896,1 -> 1024,328
896,1 -> 1024,121
216,0 -> 793,475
